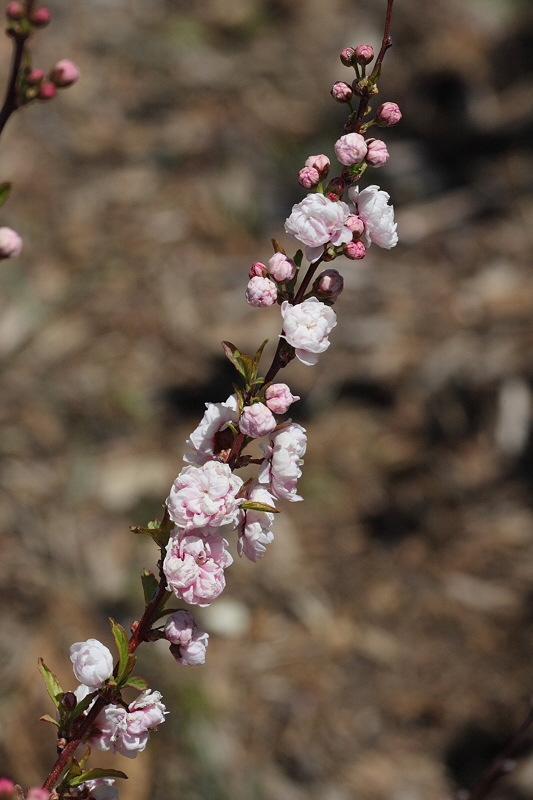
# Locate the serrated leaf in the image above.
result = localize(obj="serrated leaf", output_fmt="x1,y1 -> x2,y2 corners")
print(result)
240,500 -> 279,514
69,768 -> 128,788
110,619 -> 129,677
38,659 -> 64,709
0,182 -> 12,208
141,570 -> 159,605
40,714 -> 60,727
124,675 -> 149,691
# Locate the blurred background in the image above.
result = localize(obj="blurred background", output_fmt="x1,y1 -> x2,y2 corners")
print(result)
0,0 -> 533,798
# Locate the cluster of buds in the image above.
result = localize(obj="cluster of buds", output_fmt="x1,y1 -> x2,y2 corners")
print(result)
5,2 -> 50,27
23,58 -> 80,102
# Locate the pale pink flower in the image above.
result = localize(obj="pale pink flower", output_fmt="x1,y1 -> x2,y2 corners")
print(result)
284,193 -> 352,263
69,639 -> 113,689
265,383 -> 300,414
375,101 -> 402,127
246,275 -> 278,307
163,527 -> 233,606
0,227 -> 22,259
345,214 -> 365,237
334,133 -> 368,166
92,691 -> 166,759
26,791 -> 50,800
305,154 -> 330,176
280,298 -> 337,366
344,240 -> 366,259
365,138 -> 389,167
330,81 -> 353,103
239,402 -> 277,438
298,166 -> 320,189
268,252 -> 296,282
348,184 -> 398,249
259,423 -> 307,502
166,461 -> 243,530
82,778 -> 118,800
315,269 -> 344,301
50,59 -> 80,87
354,44 -> 374,64
165,610 -> 209,665
184,394 -> 239,465
249,261 -> 267,277
237,484 -> 276,562
0,779 -> 15,794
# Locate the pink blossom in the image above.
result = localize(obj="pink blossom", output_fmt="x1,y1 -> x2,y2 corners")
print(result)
284,193 -> 352,263
26,69 -> 44,86
330,81 -> 353,103
184,394 -> 239,465
280,298 -> 337,366
165,610 -> 209,665
50,59 -> 80,87
92,691 -> 166,759
345,214 -> 365,237
82,778 -> 118,800
245,275 -> 278,307
249,261 -> 267,278
5,3 -> 23,21
37,82 -> 56,100
30,7 -> 51,27
26,791 -> 49,800
334,133 -> 368,166
354,44 -> 374,64
259,423 -> 307,502
0,780 -> 15,794
348,184 -> 398,249
239,402 -> 277,438
365,138 -> 389,167
298,166 -> 320,189
0,227 -> 22,259
304,154 -> 330,177
344,240 -> 366,259
69,639 -> 113,688
268,252 -> 296,282
375,101 -> 402,127
237,484 -> 276,561
163,527 -> 233,606
315,269 -> 344,301
167,460 -> 243,530
265,383 -> 300,414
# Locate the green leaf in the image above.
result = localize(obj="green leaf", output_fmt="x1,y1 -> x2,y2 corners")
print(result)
294,250 -> 303,268
38,659 -> 64,709
252,339 -> 269,376
69,768 -> 128,788
124,675 -> 149,691
0,182 -> 12,208
240,500 -> 279,514
72,690 -> 98,721
141,570 -> 159,604
110,618 -> 133,683
221,341 -> 247,379
39,714 -> 60,727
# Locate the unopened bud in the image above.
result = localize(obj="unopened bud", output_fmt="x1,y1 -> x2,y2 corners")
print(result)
304,154 -> 330,178
30,7 -> 51,26
330,81 -> 353,103
345,214 -> 365,237
334,132 -> 367,166
0,227 -> 22,259
340,47 -> 356,67
50,59 -> 80,88
26,69 -> 44,86
5,2 -> 23,20
324,176 -> 346,200
315,269 -> 344,302
354,44 -> 374,65
59,692 -> 77,711
365,138 -> 389,167
375,102 -> 402,127
298,166 -> 320,189
249,261 -> 267,278
344,240 -> 366,260
268,252 -> 296,282
37,82 -> 56,100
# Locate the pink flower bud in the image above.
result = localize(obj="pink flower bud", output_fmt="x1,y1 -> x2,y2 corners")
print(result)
304,154 -> 330,177
268,252 -> 296,283
26,790 -> 50,800
365,138 -> 389,167
354,44 -> 374,65
0,779 -> 15,794
298,166 -> 320,189
245,275 -> 278,307
334,133 -> 367,166
340,47 -> 356,67
239,402 -> 277,438
330,81 -> 353,103
315,269 -> 344,301
69,638 -> 114,688
30,7 -> 51,26
0,227 -> 22,259
26,69 -> 44,86
375,101 -> 402,127
345,214 -> 365,237
249,261 -> 266,278
324,176 -> 346,200
5,3 -> 23,20
50,59 -> 80,88
265,383 -> 300,414
344,240 -> 366,260
37,82 -> 56,100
